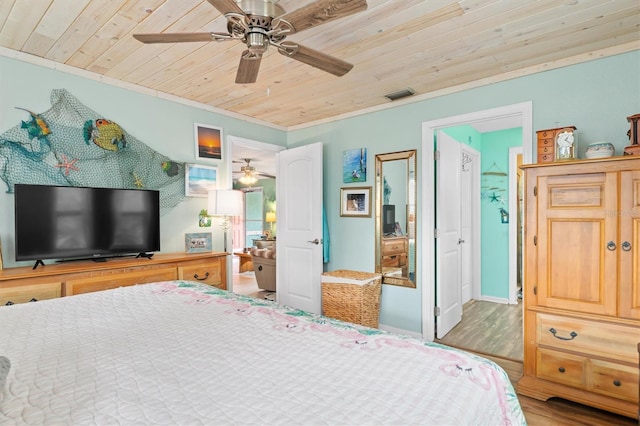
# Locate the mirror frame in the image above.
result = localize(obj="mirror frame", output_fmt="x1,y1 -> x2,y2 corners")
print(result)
375,149 -> 417,288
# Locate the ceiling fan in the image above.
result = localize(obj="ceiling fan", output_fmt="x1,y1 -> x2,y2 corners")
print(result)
233,158 -> 274,184
133,0 -> 368,84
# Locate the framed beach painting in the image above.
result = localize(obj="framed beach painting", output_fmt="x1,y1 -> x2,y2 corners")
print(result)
194,123 -> 223,161
343,148 -> 367,183
185,164 -> 217,197
340,186 -> 371,217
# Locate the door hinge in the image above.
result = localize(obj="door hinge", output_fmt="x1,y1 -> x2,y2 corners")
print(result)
434,228 -> 440,238
533,185 -> 537,196
533,235 -> 537,246
435,306 -> 441,316
434,150 -> 440,161
533,285 -> 537,295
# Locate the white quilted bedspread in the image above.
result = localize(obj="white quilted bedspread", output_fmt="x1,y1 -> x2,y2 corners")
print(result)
0,281 -> 526,425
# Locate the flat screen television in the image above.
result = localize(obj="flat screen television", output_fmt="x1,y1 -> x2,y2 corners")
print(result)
14,184 -> 160,267
382,204 -> 395,235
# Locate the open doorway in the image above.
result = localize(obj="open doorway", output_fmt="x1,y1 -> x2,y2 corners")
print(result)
227,135 -> 283,298
420,102 -> 533,361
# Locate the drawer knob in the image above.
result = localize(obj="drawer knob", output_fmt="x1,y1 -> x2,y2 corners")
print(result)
193,272 -> 210,281
613,380 -> 621,387
558,367 -> 566,373
258,265 -> 263,271
549,328 -> 578,341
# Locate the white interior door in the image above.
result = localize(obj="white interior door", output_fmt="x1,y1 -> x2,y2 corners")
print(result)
460,145 -> 481,303
436,131 -> 463,338
276,142 -> 323,314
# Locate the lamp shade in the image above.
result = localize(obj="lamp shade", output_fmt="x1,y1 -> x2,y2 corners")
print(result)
208,190 -> 243,217
265,211 -> 276,223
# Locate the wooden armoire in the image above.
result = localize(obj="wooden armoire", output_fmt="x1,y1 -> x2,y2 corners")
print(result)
518,156 -> 640,418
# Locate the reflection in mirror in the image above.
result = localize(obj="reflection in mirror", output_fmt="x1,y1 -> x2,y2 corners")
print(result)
375,150 -> 417,287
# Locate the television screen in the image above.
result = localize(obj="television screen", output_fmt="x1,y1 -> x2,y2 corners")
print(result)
382,204 -> 395,235
14,184 -> 160,263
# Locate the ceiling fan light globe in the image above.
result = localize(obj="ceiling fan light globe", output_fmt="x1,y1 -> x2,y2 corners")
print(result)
239,174 -> 258,185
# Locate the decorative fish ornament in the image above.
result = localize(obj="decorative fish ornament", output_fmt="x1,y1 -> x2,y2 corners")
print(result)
161,161 -> 180,177
15,107 -> 51,139
83,118 -> 127,152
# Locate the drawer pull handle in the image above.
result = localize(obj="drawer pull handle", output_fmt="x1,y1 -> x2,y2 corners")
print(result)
193,272 -> 210,281
549,328 -> 578,341
558,367 -> 566,373
613,380 -> 621,387
29,298 -> 38,302
5,301 -> 14,306
621,241 -> 631,252
606,241 -> 616,251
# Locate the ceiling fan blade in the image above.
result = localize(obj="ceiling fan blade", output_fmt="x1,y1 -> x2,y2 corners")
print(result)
133,32 -> 232,43
235,51 -> 262,84
278,42 -> 352,76
206,0 -> 245,16
277,0 -> 367,34
256,172 -> 276,179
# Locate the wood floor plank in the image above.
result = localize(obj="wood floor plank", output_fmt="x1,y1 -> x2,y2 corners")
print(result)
435,299 -> 524,360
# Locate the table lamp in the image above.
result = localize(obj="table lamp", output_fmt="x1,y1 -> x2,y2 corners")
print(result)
208,189 -> 243,252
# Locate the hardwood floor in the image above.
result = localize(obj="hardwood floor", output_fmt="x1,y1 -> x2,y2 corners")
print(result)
231,258 -> 272,300
435,299 -> 524,360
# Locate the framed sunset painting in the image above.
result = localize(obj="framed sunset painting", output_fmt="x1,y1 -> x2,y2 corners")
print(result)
194,123 -> 223,161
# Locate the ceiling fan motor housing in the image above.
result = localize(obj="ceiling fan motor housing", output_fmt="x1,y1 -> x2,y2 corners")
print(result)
237,0 -> 285,19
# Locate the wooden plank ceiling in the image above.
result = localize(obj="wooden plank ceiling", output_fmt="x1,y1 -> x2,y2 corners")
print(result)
1,0 -> 639,129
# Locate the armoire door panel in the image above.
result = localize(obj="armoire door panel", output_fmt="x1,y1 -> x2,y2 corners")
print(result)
546,173 -> 606,208
619,170 -> 640,319
537,173 -> 617,316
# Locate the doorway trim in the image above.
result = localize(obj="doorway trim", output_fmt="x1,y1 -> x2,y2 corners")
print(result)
508,146 -> 523,304
420,101 -> 533,342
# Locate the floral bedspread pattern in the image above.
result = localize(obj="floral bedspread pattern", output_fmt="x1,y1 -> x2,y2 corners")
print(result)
0,281 -> 526,425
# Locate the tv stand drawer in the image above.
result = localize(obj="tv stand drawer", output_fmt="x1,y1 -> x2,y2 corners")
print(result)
65,267 -> 178,296
0,281 -> 62,306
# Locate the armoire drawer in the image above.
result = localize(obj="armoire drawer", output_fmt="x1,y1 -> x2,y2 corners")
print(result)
536,348 -> 586,388
536,313 -> 638,364
590,359 -> 639,403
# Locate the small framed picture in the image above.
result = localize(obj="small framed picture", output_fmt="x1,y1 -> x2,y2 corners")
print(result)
194,123 -> 223,161
343,148 -> 367,183
185,163 -> 217,197
185,232 -> 212,253
340,186 -> 371,217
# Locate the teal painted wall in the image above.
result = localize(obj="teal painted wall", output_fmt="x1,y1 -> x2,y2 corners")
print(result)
287,50 -> 640,333
480,128 -> 522,299
441,126 -> 522,302
1,50 -> 639,334
0,56 -> 286,268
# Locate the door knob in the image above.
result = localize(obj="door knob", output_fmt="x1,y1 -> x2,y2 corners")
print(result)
458,238 -> 465,245
621,241 -> 631,252
606,241 -> 616,251
307,238 -> 321,245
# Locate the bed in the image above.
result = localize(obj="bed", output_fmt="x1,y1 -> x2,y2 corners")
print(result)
0,281 -> 526,425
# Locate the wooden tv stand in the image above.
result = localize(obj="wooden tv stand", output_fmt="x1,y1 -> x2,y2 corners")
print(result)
0,252 -> 227,306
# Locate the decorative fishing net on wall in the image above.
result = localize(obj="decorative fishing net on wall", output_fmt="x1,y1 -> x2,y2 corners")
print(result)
0,89 -> 185,214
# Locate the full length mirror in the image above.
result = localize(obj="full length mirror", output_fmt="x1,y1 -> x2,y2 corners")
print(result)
375,150 -> 417,287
